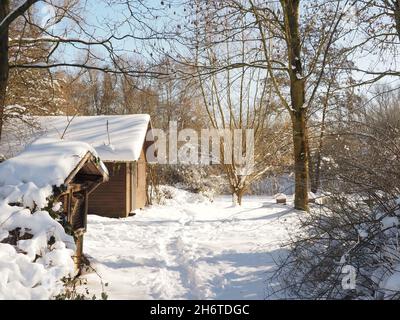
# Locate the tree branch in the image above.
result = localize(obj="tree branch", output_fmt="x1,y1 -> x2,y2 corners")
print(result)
0,0 -> 40,37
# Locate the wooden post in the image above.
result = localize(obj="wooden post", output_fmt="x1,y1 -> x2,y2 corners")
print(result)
74,231 -> 84,271
125,162 -> 131,217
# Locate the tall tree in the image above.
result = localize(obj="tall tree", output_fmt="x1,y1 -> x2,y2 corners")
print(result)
177,0 -> 354,210
279,0 -> 308,210
250,0 -> 353,210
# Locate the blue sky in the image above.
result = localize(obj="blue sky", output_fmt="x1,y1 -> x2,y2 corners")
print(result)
34,0 -> 181,67
32,0 -> 400,91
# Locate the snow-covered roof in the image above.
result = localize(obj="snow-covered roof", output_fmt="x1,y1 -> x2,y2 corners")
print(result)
0,138 -> 103,201
0,115 -> 151,162
37,115 -> 151,162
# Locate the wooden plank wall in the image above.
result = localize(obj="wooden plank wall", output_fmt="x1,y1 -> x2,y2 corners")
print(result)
88,162 -> 127,218
135,149 -> 147,209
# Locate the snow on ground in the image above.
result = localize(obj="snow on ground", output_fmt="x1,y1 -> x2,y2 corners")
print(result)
83,188 -> 301,300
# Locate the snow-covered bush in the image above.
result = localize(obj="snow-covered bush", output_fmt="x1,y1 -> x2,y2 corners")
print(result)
271,195 -> 400,299
271,105 -> 400,300
249,173 -> 295,196
149,185 -> 211,206
149,164 -> 227,202
0,138 -> 100,299
0,202 -> 76,299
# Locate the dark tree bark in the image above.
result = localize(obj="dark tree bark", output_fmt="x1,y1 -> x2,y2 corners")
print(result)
0,0 -> 40,142
390,0 -> 400,40
283,0 -> 309,211
311,91 -> 330,194
291,110 -> 309,211
0,0 -> 40,37
0,0 -> 10,142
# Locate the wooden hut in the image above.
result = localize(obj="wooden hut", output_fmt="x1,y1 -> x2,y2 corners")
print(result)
31,115 -> 153,218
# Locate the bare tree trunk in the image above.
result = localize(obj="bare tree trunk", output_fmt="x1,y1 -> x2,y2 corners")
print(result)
391,0 -> 400,41
307,133 -> 314,194
291,110 -> 309,211
0,0 -> 9,142
232,192 -> 239,206
232,189 -> 244,206
284,0 -> 309,211
311,96 -> 329,193
237,189 -> 244,206
311,145 -> 322,194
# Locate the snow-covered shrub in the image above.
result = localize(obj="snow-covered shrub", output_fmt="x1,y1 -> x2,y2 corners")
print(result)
271,194 -> 400,299
271,104 -> 400,300
149,164 -> 227,202
149,185 -> 211,206
0,193 -> 76,299
249,173 -> 295,196
150,185 -> 174,205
